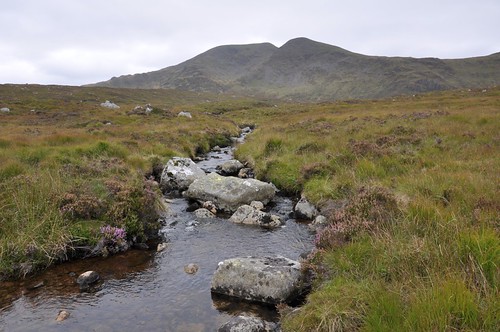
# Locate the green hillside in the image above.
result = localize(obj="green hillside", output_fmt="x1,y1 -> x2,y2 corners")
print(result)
91,37 -> 500,101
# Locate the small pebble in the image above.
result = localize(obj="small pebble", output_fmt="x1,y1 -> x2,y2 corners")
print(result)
157,243 -> 168,252
56,310 -> 70,322
184,263 -> 199,274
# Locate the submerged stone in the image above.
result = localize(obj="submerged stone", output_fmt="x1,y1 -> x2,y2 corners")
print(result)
218,315 -> 279,332
56,310 -> 70,322
76,271 -> 99,291
184,263 -> 199,274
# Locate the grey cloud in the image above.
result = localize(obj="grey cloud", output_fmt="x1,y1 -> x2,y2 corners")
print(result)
1,0 -> 499,85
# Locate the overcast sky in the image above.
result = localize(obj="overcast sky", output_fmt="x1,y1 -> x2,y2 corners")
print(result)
1,0 -> 499,86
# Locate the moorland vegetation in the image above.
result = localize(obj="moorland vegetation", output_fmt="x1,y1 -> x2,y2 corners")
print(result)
0,84 -> 243,278
0,83 -> 498,330
231,88 -> 499,331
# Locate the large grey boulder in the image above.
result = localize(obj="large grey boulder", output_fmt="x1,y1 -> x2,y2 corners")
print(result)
294,196 -> 318,220
184,173 -> 276,212
160,157 -> 206,192
229,204 -> 283,228
211,256 -> 305,304
218,315 -> 279,332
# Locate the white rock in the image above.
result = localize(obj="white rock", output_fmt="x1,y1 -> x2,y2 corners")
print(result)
157,243 -> 168,252
100,100 -> 120,109
178,111 -> 192,118
294,196 -> 319,220
160,157 -> 206,192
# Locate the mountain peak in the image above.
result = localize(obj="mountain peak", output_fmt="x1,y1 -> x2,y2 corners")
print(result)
89,38 -> 500,101
280,37 -> 351,53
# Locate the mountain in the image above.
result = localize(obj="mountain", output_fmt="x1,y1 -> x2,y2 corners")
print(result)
90,37 -> 500,101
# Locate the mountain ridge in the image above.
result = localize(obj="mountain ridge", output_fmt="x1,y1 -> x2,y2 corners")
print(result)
90,37 -> 500,101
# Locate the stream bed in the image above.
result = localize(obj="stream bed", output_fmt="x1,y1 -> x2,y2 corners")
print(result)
0,134 -> 315,331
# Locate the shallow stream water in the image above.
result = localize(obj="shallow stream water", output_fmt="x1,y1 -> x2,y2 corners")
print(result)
0,133 -> 314,331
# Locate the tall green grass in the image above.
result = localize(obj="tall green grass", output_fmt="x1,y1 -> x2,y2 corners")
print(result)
231,88 -> 500,331
0,171 -> 69,277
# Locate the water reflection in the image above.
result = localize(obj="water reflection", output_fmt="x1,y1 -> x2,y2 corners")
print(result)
0,250 -> 155,311
211,293 -> 279,322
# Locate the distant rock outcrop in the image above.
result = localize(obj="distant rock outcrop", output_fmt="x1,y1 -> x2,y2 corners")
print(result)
100,100 -> 120,109
177,111 -> 192,118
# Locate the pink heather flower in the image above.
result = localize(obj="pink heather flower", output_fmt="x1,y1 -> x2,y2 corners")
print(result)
100,225 -> 127,243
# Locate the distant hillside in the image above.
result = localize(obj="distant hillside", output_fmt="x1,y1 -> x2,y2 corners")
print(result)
90,37 -> 500,101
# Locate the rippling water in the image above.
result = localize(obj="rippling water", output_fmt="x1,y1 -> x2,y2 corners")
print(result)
0,134 -> 315,331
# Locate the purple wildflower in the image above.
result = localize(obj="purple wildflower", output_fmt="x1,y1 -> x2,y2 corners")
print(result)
100,225 -> 127,243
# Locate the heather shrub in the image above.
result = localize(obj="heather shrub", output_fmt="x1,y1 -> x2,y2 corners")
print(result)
315,186 -> 399,250
300,162 -> 333,181
59,192 -> 106,220
296,142 -> 325,155
106,177 -> 163,241
100,225 -> 127,245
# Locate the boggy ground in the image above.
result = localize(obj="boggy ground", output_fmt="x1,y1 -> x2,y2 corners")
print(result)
1,84 -> 498,330
230,88 -> 499,331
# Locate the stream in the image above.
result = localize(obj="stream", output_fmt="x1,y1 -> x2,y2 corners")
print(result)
0,132 -> 315,331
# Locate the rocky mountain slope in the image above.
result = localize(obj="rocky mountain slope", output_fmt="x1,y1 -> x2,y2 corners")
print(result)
91,37 -> 500,101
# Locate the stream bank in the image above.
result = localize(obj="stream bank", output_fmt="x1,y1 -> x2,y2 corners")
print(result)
0,129 -> 315,331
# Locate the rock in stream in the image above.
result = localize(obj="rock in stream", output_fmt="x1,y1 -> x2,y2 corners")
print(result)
183,173 -> 277,213
160,157 -> 206,192
211,256 -> 306,305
